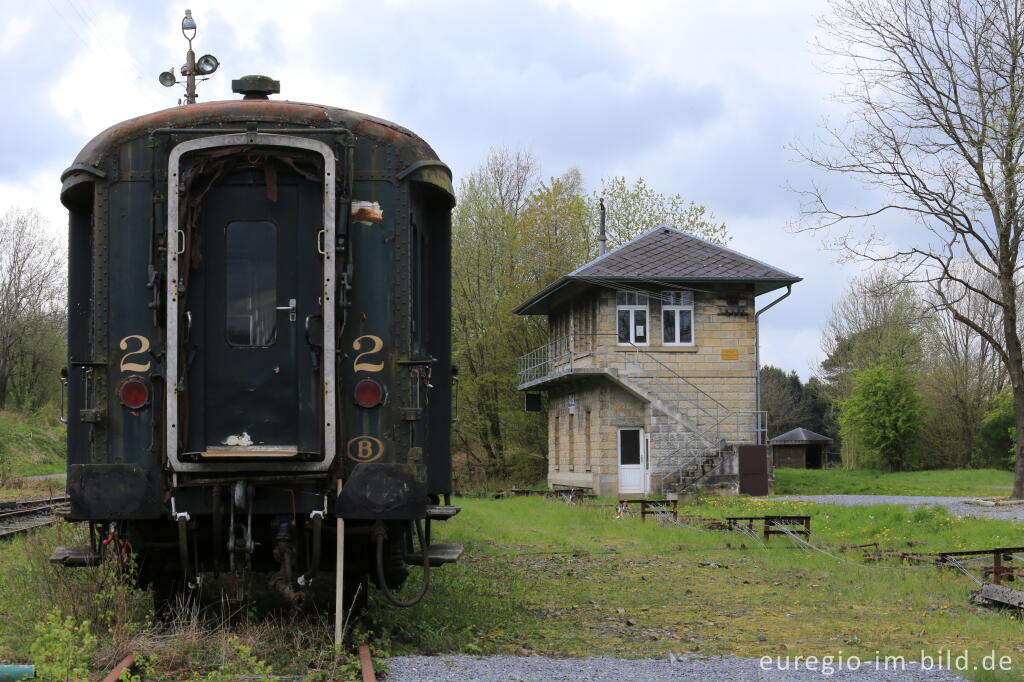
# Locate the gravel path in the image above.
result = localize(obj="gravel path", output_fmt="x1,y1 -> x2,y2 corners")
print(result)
386,654 -> 968,680
773,494 -> 1024,521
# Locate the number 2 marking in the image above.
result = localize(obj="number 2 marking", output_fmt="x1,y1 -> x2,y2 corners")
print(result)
119,335 -> 152,372
352,335 -> 384,372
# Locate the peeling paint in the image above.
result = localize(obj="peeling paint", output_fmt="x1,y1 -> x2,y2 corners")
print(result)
351,200 -> 383,225
223,432 -> 253,447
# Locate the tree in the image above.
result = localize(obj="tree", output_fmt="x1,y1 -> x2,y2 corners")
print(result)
979,386 -> 1015,468
817,271 -> 924,465
801,0 -> 1024,495
759,365 -> 812,438
918,268 -> 1005,467
840,362 -> 923,471
0,208 -> 65,410
592,176 -> 729,251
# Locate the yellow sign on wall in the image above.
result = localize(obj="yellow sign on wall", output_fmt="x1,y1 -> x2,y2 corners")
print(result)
721,348 -> 739,361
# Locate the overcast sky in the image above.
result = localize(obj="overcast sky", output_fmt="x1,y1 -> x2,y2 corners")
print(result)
0,0 -> 881,380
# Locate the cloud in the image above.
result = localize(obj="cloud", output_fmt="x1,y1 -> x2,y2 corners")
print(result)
0,0 -> 874,378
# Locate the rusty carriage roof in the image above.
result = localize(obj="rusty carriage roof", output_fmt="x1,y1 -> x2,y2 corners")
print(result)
61,99 -> 453,205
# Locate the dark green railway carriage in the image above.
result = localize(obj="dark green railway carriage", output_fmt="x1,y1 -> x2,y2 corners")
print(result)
58,77 -> 457,604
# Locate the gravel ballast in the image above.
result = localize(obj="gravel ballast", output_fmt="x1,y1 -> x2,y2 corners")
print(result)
386,654 -> 968,680
773,494 -> 1024,521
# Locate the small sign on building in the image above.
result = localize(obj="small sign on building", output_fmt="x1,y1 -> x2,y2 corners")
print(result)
567,392 -> 577,415
721,348 -> 739,360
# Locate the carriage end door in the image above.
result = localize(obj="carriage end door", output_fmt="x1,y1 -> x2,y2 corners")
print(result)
184,173 -> 323,459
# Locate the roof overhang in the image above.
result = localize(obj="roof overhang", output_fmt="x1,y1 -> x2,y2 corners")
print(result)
514,275 -> 802,316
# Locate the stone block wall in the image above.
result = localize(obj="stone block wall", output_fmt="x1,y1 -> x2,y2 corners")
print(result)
544,284 -> 761,497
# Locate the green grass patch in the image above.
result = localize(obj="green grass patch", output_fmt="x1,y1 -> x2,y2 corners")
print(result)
378,495 -> 1024,680
0,409 -> 66,477
774,468 -> 1015,497
4,493 -> 1024,679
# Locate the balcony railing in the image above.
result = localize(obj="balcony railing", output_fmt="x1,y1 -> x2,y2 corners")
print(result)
518,332 -> 767,446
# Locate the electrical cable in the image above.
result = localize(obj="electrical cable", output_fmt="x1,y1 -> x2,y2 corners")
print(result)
374,520 -> 430,608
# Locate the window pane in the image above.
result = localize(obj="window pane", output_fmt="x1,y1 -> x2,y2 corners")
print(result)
679,291 -> 694,306
637,293 -> 648,305
226,221 -> 277,346
616,291 -> 629,305
679,310 -> 692,343
620,429 -> 641,465
634,310 -> 647,343
663,309 -> 676,343
617,309 -> 630,343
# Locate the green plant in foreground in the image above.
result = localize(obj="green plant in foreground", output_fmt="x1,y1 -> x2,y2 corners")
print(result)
187,636 -> 277,681
29,610 -> 97,682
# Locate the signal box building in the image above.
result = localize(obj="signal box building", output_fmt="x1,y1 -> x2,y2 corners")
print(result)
515,226 -> 800,497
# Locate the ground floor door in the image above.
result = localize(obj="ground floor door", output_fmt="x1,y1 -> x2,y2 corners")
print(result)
618,428 -> 647,494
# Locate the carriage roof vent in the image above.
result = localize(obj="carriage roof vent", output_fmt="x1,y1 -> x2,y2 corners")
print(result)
232,75 -> 280,100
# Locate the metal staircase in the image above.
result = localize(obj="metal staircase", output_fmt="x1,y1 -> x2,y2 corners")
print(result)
613,350 -> 733,492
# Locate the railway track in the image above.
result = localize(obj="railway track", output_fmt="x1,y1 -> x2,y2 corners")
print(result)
0,495 -> 69,540
0,494 -> 69,512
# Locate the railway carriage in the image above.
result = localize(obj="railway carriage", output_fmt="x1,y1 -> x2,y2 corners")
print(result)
55,74 -> 459,608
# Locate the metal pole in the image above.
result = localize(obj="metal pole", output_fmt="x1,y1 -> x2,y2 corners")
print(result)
753,285 -> 792,444
334,478 -> 344,648
185,47 -> 197,104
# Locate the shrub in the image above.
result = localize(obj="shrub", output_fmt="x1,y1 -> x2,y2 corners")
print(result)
840,362 -> 922,471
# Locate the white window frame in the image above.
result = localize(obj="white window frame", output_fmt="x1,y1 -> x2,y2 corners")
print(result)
662,290 -> 695,346
616,292 -> 649,346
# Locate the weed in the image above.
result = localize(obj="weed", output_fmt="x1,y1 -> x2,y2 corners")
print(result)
29,610 -> 97,682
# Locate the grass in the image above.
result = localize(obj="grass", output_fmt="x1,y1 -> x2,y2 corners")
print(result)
380,495 -> 1024,680
0,409 -> 66,477
774,467 -> 1016,497
3,492 -> 1024,679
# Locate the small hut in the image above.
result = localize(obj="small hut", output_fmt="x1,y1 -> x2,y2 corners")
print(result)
770,428 -> 832,469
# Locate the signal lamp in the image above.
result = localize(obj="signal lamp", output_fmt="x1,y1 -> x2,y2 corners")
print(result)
119,377 -> 150,410
354,379 -> 384,408
196,54 -> 220,75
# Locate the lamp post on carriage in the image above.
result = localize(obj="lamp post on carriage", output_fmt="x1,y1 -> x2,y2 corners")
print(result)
158,9 -> 219,105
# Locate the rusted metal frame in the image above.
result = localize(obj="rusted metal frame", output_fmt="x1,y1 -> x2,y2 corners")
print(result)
725,515 -> 811,541
938,547 -> 1024,585
151,126 -> 353,136
165,133 -> 337,473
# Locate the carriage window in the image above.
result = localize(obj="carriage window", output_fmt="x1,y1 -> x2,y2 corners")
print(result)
226,221 -> 277,346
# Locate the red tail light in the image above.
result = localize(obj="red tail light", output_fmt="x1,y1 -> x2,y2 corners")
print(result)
119,377 -> 150,409
354,378 -> 384,408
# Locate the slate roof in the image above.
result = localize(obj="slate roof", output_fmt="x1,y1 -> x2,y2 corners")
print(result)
515,225 -> 801,314
770,427 -> 833,444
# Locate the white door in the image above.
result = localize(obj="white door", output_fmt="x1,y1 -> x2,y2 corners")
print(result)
618,428 -> 646,494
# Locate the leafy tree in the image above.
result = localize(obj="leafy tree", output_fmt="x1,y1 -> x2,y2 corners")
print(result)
840,362 -> 923,471
818,271 -> 924,466
759,365 -> 812,438
979,386 -> 1015,469
592,176 -> 728,251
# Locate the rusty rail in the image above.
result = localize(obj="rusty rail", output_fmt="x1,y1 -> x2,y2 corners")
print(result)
358,644 -> 376,682
102,654 -> 136,682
